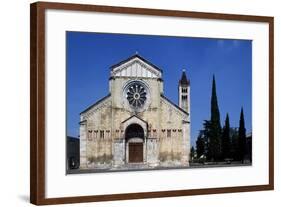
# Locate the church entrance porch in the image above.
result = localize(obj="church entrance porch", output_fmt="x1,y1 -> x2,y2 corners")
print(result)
125,124 -> 144,163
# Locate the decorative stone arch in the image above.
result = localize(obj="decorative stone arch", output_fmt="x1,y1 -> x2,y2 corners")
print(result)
121,115 -> 148,163
121,115 -> 148,138
125,124 -> 144,142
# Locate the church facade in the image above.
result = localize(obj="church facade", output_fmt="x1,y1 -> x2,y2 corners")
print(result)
79,54 -> 190,170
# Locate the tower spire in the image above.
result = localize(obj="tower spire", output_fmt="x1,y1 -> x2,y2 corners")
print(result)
178,69 -> 190,113
179,69 -> 190,86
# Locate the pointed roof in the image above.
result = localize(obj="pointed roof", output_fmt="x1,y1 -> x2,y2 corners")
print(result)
179,70 -> 190,86
110,54 -> 162,72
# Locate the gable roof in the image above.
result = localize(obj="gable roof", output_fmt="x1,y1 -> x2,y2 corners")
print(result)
80,94 -> 111,115
110,54 -> 163,73
160,94 -> 189,116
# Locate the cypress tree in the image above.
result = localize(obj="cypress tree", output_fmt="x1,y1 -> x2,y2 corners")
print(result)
230,127 -> 239,161
211,75 -> 221,128
202,120 -> 212,160
208,75 -> 222,161
190,146 -> 195,161
221,113 -> 231,159
196,131 -> 205,158
238,108 -> 247,163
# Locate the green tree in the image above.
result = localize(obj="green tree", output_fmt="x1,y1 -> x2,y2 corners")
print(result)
196,131 -> 205,158
190,146 -> 195,161
229,127 -> 239,160
221,113 -> 231,159
238,108 -> 247,163
208,75 -> 222,161
201,120 -> 211,159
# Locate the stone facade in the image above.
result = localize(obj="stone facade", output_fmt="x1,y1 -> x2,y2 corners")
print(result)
79,54 -> 190,170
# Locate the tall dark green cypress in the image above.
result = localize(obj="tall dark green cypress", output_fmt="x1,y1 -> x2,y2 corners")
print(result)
221,113 -> 231,159
230,127 -> 239,161
202,120 -> 212,160
238,108 -> 246,163
190,146 -> 195,161
196,131 -> 205,158
208,75 -> 222,161
211,75 -> 221,128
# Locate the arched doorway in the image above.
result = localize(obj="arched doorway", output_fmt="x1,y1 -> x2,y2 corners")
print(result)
125,124 -> 144,163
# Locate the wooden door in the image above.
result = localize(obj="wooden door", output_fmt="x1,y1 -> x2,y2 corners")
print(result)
129,143 -> 143,163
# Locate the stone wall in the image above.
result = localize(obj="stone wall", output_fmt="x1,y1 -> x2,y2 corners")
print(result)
113,139 -> 125,167
146,138 -> 158,166
80,96 -> 113,168
158,97 -> 190,166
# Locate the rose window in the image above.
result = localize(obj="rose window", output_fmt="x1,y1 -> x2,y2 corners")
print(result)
125,81 -> 148,109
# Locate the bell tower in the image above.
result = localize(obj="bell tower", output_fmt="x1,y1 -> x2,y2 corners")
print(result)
178,69 -> 190,114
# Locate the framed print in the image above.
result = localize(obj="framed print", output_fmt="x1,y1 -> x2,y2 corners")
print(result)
30,1 -> 274,205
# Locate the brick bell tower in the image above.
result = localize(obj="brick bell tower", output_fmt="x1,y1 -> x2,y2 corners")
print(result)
178,69 -> 190,114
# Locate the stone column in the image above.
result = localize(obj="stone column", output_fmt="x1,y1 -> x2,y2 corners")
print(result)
79,121 -> 87,169
143,137 -> 147,163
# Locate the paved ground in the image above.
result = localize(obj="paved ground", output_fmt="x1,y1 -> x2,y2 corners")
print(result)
67,161 -> 252,174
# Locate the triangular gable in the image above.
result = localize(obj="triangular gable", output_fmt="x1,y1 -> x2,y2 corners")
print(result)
110,55 -> 162,79
121,115 -> 147,125
121,115 -> 148,133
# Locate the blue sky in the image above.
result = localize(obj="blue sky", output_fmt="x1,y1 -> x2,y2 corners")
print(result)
66,32 -> 252,147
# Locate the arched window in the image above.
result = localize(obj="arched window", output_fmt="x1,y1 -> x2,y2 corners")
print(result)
167,129 -> 171,138
100,130 -> 104,139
